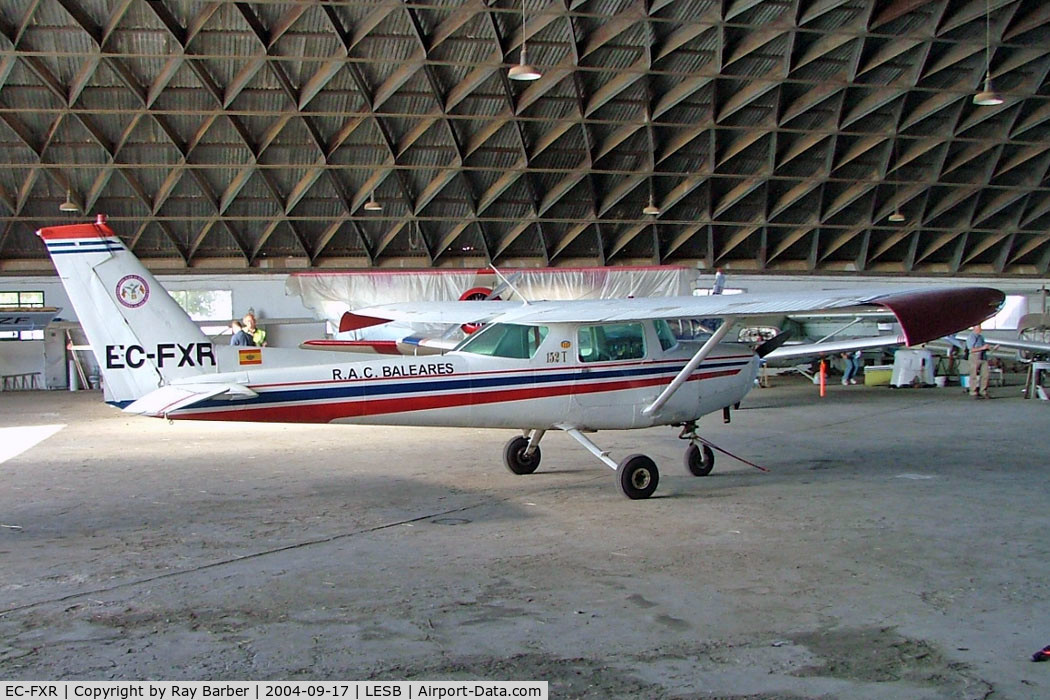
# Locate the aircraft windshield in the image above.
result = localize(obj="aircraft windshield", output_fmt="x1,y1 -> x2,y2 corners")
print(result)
457,323 -> 549,359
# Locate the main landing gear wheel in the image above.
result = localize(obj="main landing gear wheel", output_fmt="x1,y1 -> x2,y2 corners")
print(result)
684,443 -> 715,476
503,435 -> 541,475
618,454 -> 659,500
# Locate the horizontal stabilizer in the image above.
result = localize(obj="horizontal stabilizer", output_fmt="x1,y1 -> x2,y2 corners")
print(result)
124,383 -> 257,417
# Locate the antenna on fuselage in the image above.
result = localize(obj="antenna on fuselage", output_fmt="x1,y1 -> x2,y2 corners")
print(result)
490,264 -> 531,305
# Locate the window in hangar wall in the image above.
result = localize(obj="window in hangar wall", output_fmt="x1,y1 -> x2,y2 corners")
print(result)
0,329 -> 44,341
0,291 -> 44,307
167,289 -> 233,335
0,290 -> 45,340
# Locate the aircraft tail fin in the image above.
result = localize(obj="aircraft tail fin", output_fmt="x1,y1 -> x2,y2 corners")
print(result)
37,215 -> 216,405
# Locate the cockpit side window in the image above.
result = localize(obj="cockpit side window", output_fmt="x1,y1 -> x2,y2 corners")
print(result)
577,323 -> 646,362
654,319 -> 678,351
457,323 -> 548,359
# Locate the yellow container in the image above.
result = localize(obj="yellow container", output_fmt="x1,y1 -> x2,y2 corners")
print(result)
864,365 -> 893,386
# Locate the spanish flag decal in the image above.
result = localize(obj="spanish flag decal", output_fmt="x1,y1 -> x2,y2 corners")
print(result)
238,348 -> 262,365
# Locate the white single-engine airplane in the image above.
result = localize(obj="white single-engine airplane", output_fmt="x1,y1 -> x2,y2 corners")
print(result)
39,216 -> 1004,499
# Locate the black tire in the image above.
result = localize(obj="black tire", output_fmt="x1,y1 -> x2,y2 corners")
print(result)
684,443 -> 715,476
503,435 -> 541,475
617,454 -> 659,500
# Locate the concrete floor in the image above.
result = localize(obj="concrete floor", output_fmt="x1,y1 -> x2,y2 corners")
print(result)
1,378 -> 1048,698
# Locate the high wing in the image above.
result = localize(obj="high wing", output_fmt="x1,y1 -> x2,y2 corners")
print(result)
764,334 -> 909,362
347,287 -> 1003,348
950,334 -> 1050,356
991,338 -> 1050,354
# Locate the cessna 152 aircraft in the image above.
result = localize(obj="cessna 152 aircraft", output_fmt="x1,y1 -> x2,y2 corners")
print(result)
39,216 -> 1004,499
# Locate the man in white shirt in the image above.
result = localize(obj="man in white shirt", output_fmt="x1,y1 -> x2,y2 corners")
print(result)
966,324 -> 993,399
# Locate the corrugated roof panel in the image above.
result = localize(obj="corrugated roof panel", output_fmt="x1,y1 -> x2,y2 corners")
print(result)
581,26 -> 649,73
732,0 -> 794,26
451,89 -> 509,119
193,4 -> 264,54
380,83 -> 443,118
787,37 -> 859,82
427,9 -> 495,62
800,0 -> 868,32
118,118 -> 190,159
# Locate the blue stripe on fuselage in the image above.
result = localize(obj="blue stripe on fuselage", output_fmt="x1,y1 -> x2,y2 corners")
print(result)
186,358 -> 752,411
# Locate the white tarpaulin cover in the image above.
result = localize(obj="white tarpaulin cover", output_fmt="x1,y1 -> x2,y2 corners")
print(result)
286,267 -> 694,338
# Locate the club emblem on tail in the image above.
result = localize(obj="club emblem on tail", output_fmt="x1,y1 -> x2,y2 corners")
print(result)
116,275 -> 149,308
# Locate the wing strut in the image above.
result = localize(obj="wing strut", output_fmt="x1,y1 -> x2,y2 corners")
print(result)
813,316 -> 864,343
643,315 -> 737,416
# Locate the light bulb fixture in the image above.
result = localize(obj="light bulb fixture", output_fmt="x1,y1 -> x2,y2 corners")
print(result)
363,191 -> 382,211
642,195 -> 660,216
59,190 -> 78,212
973,75 -> 1004,106
973,0 -> 1003,106
888,210 -> 906,223
508,55 -> 541,81
408,221 -> 422,251
508,0 -> 541,81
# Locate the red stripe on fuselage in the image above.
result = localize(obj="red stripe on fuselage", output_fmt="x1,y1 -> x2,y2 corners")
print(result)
174,368 -> 741,423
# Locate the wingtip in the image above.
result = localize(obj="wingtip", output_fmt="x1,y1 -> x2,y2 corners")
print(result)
874,287 -> 1005,346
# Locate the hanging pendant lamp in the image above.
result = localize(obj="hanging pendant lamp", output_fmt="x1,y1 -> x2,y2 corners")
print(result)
59,190 -> 78,212
364,190 -> 382,211
508,0 -> 541,81
888,137 -> 905,223
973,0 -> 1003,106
642,194 -> 660,216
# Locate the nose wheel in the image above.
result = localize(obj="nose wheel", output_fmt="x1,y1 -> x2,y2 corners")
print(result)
684,442 -> 715,476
